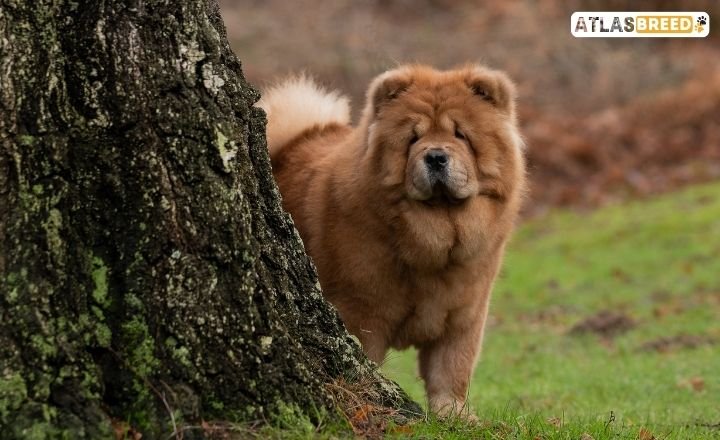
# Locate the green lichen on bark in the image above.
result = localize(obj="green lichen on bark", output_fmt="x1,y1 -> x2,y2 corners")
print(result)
90,256 -> 109,308
0,0 -> 419,438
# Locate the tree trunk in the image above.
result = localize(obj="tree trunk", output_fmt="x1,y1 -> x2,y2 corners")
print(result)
0,1 -> 419,438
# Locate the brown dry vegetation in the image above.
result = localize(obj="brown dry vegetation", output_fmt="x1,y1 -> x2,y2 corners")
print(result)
219,0 -> 720,213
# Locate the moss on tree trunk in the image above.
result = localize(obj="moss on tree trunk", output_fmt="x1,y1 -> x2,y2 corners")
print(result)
0,0 -> 419,437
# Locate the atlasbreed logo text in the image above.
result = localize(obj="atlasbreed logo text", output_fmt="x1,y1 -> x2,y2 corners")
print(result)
571,12 -> 709,38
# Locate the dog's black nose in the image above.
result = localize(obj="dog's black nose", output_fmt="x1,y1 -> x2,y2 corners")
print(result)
424,149 -> 449,172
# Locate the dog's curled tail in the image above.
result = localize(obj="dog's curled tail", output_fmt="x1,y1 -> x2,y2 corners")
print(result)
257,75 -> 350,157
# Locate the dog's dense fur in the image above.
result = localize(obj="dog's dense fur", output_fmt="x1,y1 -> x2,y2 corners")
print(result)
259,65 -> 526,415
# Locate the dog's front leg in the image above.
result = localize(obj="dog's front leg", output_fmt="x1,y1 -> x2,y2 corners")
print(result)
418,303 -> 488,419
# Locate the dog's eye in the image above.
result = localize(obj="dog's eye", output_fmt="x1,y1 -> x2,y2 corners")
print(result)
471,86 -> 494,103
409,133 -> 419,145
455,128 -> 466,141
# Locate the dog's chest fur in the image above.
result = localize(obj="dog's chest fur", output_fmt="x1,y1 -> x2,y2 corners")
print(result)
385,267 -> 479,349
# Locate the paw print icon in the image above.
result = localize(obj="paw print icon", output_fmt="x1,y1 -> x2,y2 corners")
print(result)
697,16 -> 707,25
694,16 -> 707,33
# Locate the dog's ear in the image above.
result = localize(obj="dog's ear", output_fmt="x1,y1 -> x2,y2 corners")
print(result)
465,67 -> 517,116
365,68 -> 414,116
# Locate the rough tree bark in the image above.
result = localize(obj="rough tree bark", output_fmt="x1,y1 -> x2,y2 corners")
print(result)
0,1 -> 419,438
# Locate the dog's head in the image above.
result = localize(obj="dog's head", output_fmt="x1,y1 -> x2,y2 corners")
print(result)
362,64 -> 523,205
359,65 -> 526,267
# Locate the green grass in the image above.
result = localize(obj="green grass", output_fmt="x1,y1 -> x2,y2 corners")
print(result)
382,182 -> 720,439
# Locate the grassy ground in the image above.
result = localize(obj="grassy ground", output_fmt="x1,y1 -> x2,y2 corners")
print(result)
380,182 -> 720,439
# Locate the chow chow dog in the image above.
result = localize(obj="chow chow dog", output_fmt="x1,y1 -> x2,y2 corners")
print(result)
259,64 -> 526,416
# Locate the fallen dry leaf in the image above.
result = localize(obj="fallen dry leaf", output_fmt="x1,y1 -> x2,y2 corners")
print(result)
350,403 -> 372,425
652,302 -> 684,318
347,403 -> 389,439
387,424 -> 414,435
546,416 -> 563,428
638,427 -> 656,440
111,418 -> 142,440
580,434 -> 595,440
678,376 -> 706,392
689,376 -> 706,392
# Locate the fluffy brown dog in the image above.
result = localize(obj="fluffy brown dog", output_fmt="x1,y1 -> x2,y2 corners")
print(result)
259,64 -> 526,416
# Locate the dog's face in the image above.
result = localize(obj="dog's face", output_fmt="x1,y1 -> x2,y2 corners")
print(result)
360,65 -> 526,267
404,115 -> 482,204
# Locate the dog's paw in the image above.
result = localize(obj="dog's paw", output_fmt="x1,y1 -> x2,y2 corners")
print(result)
429,396 -> 479,423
